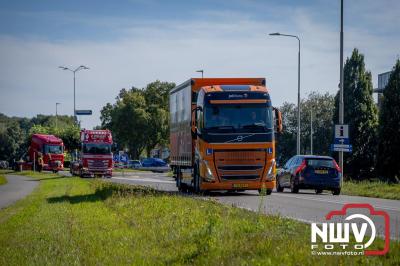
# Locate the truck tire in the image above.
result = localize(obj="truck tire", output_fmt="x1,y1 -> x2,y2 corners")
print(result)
193,164 -> 201,194
258,188 -> 273,195
276,181 -> 284,192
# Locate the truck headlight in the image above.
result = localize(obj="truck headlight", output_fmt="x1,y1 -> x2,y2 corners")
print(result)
204,160 -> 215,181
265,159 -> 276,181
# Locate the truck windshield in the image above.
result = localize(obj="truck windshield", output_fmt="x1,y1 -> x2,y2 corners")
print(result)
83,144 -> 112,154
204,104 -> 273,132
44,145 -> 63,154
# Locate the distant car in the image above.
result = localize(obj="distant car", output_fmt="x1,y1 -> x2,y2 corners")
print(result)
128,160 -> 142,169
276,155 -> 341,195
141,158 -> 168,167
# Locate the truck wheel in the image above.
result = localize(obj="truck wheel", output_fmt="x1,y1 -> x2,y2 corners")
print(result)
258,188 -> 273,195
276,181 -> 284,192
332,188 -> 341,195
315,189 -> 323,194
193,164 -> 201,194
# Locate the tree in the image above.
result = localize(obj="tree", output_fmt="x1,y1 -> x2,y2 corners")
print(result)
101,88 -> 149,159
377,60 -> 400,182
276,92 -> 335,165
333,48 -> 378,179
143,81 -> 175,156
300,92 -> 335,156
276,102 -> 297,164
0,121 -> 24,162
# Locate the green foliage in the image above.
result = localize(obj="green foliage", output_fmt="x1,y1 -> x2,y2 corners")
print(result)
0,120 -> 25,162
377,60 -> 400,182
333,49 -> 379,179
276,92 -> 335,164
101,80 -> 175,159
0,174 -> 398,265
0,175 -> 7,186
28,124 -> 80,152
342,180 -> 400,200
0,113 -> 78,162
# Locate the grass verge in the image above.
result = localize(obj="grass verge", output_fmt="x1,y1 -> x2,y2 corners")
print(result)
0,172 -> 399,265
0,175 -> 7,186
343,180 -> 400,200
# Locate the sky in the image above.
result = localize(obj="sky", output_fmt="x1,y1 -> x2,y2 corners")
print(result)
0,0 -> 399,129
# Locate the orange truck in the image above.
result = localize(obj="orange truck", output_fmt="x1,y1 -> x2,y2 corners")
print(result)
169,78 -> 282,194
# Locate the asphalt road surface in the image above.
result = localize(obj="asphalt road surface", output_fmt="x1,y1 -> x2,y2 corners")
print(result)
0,175 -> 39,209
63,171 -> 400,239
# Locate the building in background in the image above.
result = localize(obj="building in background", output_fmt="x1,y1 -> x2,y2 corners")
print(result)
374,71 -> 392,109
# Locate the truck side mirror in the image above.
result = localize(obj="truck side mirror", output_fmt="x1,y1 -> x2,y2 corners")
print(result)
273,107 -> 283,134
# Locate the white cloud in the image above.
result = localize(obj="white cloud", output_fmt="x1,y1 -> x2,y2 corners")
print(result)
0,2 -> 399,129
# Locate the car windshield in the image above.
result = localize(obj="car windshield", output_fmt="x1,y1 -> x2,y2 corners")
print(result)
204,104 -> 273,132
44,145 -> 63,154
306,159 -> 334,168
83,143 -> 111,154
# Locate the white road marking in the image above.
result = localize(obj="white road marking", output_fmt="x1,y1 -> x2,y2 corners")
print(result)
273,193 -> 400,212
112,176 -> 175,184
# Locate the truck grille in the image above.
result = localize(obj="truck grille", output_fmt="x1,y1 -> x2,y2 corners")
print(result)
88,160 -> 109,170
214,150 -> 266,181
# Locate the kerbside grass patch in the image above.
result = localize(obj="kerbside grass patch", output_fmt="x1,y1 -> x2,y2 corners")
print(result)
343,180 -> 400,200
0,172 -> 399,265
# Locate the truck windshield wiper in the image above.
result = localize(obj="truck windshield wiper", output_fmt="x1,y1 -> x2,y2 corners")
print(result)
241,123 -> 269,130
206,125 -> 236,131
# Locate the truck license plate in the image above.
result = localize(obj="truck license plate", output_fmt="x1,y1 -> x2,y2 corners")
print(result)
233,184 -> 249,188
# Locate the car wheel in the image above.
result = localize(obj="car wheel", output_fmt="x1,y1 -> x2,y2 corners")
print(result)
290,177 -> 299,193
258,188 -> 273,195
276,181 -> 284,192
332,188 -> 341,195
315,189 -> 323,194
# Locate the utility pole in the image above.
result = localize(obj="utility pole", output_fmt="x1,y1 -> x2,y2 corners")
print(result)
339,0 -> 344,182
56,102 -> 60,129
59,65 -> 89,123
310,108 -> 313,155
196,69 -> 204,78
269,32 -> 301,154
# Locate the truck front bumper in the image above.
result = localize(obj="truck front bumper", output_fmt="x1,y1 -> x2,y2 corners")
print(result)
201,180 -> 275,191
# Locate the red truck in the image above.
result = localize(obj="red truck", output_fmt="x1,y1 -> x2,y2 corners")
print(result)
70,129 -> 113,177
18,134 -> 64,172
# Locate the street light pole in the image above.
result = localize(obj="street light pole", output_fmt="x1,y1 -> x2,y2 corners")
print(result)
339,0 -> 344,181
310,108 -> 313,155
196,69 -> 204,78
269,32 -> 301,154
58,65 -> 89,123
56,102 -> 60,129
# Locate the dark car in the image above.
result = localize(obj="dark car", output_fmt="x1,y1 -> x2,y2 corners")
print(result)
141,158 -> 168,167
276,155 -> 341,195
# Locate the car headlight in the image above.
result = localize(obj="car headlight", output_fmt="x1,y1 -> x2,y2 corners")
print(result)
265,159 -> 276,181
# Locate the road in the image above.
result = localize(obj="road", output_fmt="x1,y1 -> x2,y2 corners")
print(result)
0,175 -> 39,209
64,170 -> 400,239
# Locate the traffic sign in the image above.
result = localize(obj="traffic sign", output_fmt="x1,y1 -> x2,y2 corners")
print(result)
331,144 -> 352,153
75,110 -> 92,115
335,124 -> 348,139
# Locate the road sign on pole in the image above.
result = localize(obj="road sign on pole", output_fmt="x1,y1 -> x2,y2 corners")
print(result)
331,144 -> 352,153
75,110 -> 92,115
332,124 -> 351,152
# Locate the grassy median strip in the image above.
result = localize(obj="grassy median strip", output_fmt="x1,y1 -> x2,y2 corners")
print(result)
343,180 -> 400,200
0,175 -> 6,186
0,172 -> 399,265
